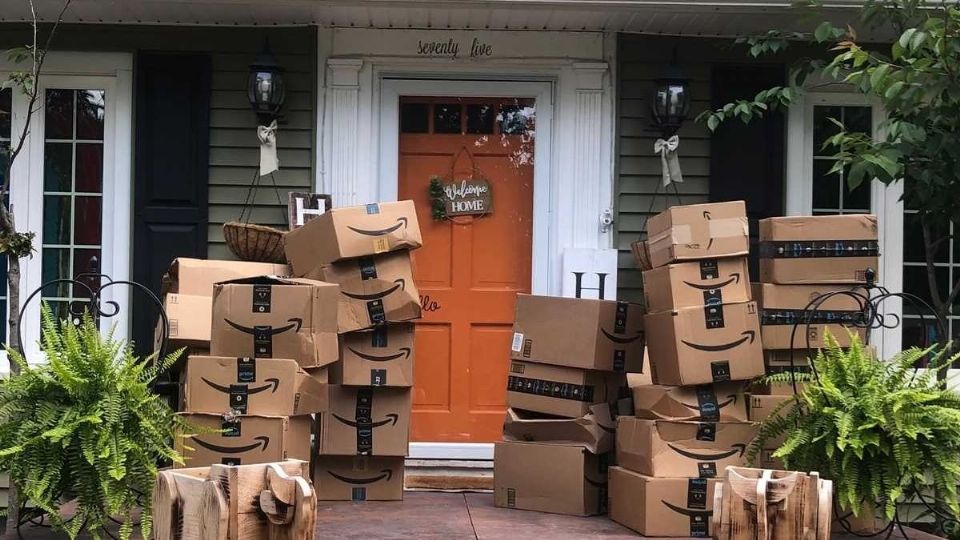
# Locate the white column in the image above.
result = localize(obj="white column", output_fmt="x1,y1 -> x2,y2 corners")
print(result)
326,58 -> 363,206
570,62 -> 608,248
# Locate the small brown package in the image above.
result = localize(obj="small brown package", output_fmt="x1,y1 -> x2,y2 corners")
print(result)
507,360 -> 626,418
320,386 -> 411,456
632,382 -> 749,422
759,214 -> 879,284
176,413 -> 312,468
501,405 -> 616,454
494,441 -> 609,516
284,200 -> 422,271
750,394 -> 794,457
160,293 -> 212,349
646,201 -> 749,269
757,283 -> 866,349
313,455 -> 405,501
642,257 -> 751,312
608,467 -> 718,538
161,258 -> 291,297
332,323 -> 415,387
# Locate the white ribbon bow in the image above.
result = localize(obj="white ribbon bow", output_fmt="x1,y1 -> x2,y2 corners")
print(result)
654,135 -> 684,187
257,120 -> 279,177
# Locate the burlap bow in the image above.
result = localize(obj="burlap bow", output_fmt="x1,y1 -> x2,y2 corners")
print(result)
257,120 -> 279,176
653,135 -> 683,187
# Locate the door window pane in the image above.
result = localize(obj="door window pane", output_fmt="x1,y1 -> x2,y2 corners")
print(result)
75,90 -> 104,140
400,103 -> 429,134
810,105 -> 873,215
0,89 -> 9,343
433,103 -> 462,134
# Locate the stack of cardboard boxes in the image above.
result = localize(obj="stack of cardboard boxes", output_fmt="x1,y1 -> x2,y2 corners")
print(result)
284,201 -> 423,501
493,294 -> 644,516
609,201 -> 763,537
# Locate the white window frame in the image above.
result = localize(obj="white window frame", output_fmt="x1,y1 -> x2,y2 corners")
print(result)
1,52 -> 132,368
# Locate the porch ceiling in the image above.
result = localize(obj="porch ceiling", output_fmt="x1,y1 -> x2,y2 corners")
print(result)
5,0 -> 861,36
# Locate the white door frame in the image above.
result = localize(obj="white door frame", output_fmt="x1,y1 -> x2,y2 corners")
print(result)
378,78 -> 554,461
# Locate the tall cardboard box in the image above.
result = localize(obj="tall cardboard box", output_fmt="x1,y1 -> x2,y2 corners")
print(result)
320,386 -> 411,456
284,200 -> 422,271
210,277 -> 339,369
507,360 -> 626,418
757,283 -> 866,348
616,417 -> 758,478
494,441 -> 608,516
643,257 -> 752,312
309,251 -> 422,333
632,382 -> 749,422
608,467 -> 718,538
501,405 -> 616,454
511,294 -> 645,372
313,455 -> 405,501
646,201 -> 749,269
176,413 -> 312,467
645,301 -> 764,385
759,214 -> 879,284
180,356 -> 328,416
332,324 -> 415,387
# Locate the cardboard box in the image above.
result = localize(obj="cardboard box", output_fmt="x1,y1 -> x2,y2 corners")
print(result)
176,413 -> 312,468
643,257 -> 751,312
759,361 -> 811,396
608,467 -> 718,538
210,277 -> 339,369
511,294 -> 645,372
616,417 -> 758,478
310,251 -> 422,333
646,201 -> 749,269
161,257 -> 290,297
320,386 -> 411,456
332,324 -> 415,387
284,200 -> 423,271
507,360 -> 627,418
759,214 -> 879,284
501,405 -> 616,454
645,301 -> 764,386
757,283 -> 866,349
749,394 -> 794,423
313,455 -> 405,501
180,356 -> 328,416
159,293 -> 213,349
494,441 -> 608,516
758,447 -> 785,470
632,382 -> 749,422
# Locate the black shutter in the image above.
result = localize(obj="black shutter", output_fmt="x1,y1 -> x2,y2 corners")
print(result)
131,52 -> 211,356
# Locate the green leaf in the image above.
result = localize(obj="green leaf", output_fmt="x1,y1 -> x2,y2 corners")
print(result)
707,115 -> 719,132
899,28 -> 917,50
885,81 -> 905,100
814,21 -> 835,43
869,63 -> 891,90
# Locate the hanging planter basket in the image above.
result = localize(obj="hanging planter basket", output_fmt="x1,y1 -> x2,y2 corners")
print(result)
223,221 -> 287,264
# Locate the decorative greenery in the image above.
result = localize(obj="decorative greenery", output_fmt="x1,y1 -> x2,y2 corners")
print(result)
0,230 -> 35,259
749,332 -> 960,520
0,304 -> 187,539
428,176 -> 447,220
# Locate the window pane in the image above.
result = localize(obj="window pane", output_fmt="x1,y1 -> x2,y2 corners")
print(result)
43,195 -> 72,244
812,160 -> 840,211
44,142 -> 73,192
75,143 -> 103,193
73,248 -> 101,298
467,104 -> 494,134
75,90 -> 104,140
0,87 -> 11,139
843,175 -> 871,211
45,89 -> 74,139
843,106 -> 872,135
74,196 -> 101,245
813,105 -> 842,152
400,103 -> 429,134
904,212 -> 948,263
433,103 -> 462,134
41,248 -> 71,297
499,104 -> 535,135
903,265 -> 949,315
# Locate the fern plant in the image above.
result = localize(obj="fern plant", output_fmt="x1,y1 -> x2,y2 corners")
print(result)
0,304 -> 187,539
749,332 -> 960,520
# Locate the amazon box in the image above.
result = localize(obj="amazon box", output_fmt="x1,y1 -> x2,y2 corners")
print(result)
160,293 -> 212,349
180,355 -> 328,416
616,417 -> 758,478
210,277 -> 339,369
759,214 -> 879,284
501,405 -> 616,454
750,394 -> 794,451
494,441 -> 609,516
645,301 -> 764,386
608,467 -> 718,538
176,413 -> 312,468
632,382 -> 749,422
332,324 -> 415,387
757,283 -> 866,349
511,294 -> 645,372
310,251 -> 421,333
313,455 -> 405,501
646,201 -> 749,269
320,386 -> 411,456
161,257 -> 290,297
642,257 -> 751,312
284,200 -> 422,271
507,360 -> 627,418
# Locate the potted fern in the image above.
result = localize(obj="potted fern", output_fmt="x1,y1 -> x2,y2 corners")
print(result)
750,332 -> 960,529
0,305 -> 187,539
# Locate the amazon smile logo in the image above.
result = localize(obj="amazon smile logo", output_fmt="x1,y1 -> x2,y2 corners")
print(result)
224,318 -> 303,335
662,500 -> 713,519
600,329 -> 643,344
201,378 -> 280,395
678,394 -> 738,412
341,279 -> 406,301
332,413 -> 400,429
192,435 -> 270,454
682,272 -> 741,290
348,347 -> 412,362
585,476 -> 608,488
328,469 -> 393,485
667,443 -> 747,461
682,330 -> 755,352
703,210 -> 715,250
347,217 -> 408,237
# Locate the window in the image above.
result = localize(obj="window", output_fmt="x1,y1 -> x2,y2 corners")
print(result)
810,105 -> 873,215
0,88 -> 10,343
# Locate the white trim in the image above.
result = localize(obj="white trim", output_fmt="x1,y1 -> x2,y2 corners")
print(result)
409,442 -> 494,461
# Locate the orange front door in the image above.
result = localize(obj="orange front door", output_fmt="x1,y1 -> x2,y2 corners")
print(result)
397,97 -> 535,442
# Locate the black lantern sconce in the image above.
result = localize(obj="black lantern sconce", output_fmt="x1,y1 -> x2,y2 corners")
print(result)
248,38 -> 286,122
650,49 -> 690,137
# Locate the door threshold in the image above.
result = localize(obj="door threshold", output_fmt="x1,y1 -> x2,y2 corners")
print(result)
404,457 -> 493,492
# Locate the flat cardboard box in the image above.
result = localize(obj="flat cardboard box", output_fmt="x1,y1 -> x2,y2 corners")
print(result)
161,257 -> 290,297
160,293 -> 212,349
507,360 -> 627,418
320,386 -> 411,456
313,455 -> 405,501
643,257 -> 751,312
511,294 -> 645,372
646,201 -> 750,269
284,200 -> 423,271
501,405 -> 616,454
494,441 -> 608,516
759,214 -> 879,284
645,301 -> 764,386
176,413 -> 312,468
616,417 -> 758,478
632,382 -> 749,422
310,251 -> 422,333
608,467 -> 718,538
757,283 -> 866,349
180,355 -> 328,416
332,324 -> 415,387
210,277 -> 339,369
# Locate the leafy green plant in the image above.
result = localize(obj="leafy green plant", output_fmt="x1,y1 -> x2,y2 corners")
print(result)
750,332 -> 960,520
0,304 -> 186,539
429,176 -> 447,220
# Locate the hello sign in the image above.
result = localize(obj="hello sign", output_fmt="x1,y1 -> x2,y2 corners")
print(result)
442,178 -> 493,217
